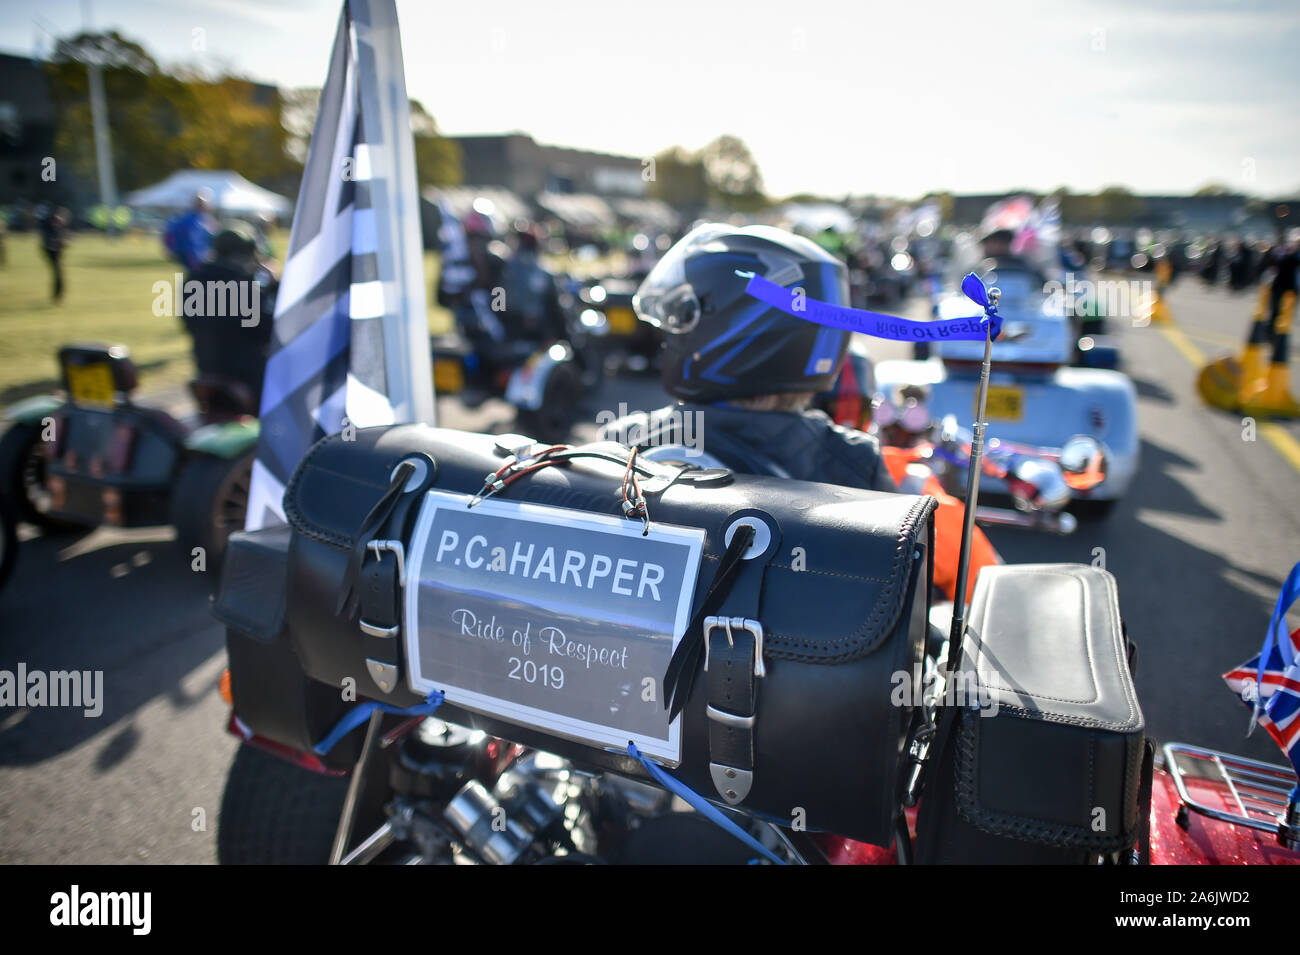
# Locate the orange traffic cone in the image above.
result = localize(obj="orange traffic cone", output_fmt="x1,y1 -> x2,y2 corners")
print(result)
1149,258 -> 1173,324
1240,289 -> 1299,418
1197,283 -> 1282,413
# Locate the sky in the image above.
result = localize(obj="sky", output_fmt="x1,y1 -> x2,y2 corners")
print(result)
2,0 -> 1298,199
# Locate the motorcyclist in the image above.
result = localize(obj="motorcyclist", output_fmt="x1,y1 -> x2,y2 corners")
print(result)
181,224 -> 277,412
869,384 -> 1001,602
437,200 -> 513,374
601,223 -> 1007,602
601,223 -> 896,494
501,223 -> 567,343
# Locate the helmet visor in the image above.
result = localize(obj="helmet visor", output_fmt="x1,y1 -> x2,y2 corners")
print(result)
633,223 -> 731,331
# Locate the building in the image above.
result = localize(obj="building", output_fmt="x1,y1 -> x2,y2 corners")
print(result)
948,191 -> 1297,234
0,52 -> 67,209
452,133 -> 646,198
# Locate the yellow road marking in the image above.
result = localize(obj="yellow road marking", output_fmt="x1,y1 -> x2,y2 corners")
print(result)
1156,325 -> 1300,477
1261,422 -> 1300,473
1181,324 -> 1300,355
1158,324 -> 1209,367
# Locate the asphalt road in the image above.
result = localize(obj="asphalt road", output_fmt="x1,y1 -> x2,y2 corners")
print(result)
1,279 -> 1297,863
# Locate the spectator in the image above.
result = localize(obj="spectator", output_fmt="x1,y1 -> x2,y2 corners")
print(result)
163,189 -> 217,274
38,205 -> 69,302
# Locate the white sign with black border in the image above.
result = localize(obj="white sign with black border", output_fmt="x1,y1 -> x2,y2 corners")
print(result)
403,489 -> 704,765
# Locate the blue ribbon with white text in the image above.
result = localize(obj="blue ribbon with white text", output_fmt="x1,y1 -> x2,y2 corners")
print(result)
741,269 -> 1002,343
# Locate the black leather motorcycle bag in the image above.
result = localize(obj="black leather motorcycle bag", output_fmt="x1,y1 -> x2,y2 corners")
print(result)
243,423 -> 936,846
915,563 -> 1147,863
217,524 -> 365,772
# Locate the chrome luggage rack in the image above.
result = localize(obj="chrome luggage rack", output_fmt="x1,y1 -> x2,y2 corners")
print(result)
1162,742 -> 1298,844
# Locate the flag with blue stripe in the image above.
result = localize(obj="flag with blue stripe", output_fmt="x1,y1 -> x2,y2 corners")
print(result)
246,0 -> 434,530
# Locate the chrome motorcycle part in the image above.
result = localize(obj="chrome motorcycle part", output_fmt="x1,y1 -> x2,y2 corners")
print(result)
445,780 -> 533,866
1162,742 -> 1297,838
1009,458 -> 1071,512
947,286 -> 999,671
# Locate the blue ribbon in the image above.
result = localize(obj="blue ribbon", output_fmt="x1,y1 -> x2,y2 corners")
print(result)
313,690 -> 446,756
1251,560 -> 1300,733
627,742 -> 787,865
741,270 -> 1002,343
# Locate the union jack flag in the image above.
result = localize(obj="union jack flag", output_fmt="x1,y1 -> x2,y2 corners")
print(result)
1224,561 -> 1300,780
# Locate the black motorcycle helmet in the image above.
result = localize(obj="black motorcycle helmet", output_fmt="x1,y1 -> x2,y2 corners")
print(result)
209,225 -> 260,272
634,223 -> 851,402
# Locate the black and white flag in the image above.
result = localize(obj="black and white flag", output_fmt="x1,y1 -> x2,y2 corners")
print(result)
246,0 -> 434,530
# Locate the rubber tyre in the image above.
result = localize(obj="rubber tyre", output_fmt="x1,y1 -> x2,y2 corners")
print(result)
170,450 -> 254,573
0,493 -> 17,593
217,744 -> 349,865
516,362 -> 582,444
0,421 -> 80,531
1071,498 -> 1118,521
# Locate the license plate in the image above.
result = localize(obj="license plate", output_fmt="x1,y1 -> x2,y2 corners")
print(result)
983,385 -> 1024,421
433,357 -> 465,394
404,491 -> 705,765
606,306 -> 637,335
66,363 -> 115,406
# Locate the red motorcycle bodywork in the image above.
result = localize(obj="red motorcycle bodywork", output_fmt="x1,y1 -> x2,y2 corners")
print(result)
815,770 -> 1298,865
1146,767 -> 1298,866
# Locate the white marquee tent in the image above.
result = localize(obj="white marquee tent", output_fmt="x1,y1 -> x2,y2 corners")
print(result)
124,170 -> 292,219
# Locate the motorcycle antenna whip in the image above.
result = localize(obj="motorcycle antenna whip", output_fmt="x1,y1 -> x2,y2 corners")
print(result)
945,274 -> 1002,673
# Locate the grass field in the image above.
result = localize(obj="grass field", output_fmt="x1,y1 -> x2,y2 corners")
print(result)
0,230 -> 455,405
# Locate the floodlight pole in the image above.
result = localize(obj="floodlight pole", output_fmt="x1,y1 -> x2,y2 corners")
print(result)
86,54 -> 118,207
945,285 -> 1000,672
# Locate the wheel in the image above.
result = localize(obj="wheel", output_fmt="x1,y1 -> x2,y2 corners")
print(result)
573,339 -> 607,394
1071,498 -> 1118,520
0,493 -> 17,592
516,362 -> 582,444
217,743 -> 349,865
170,450 -> 254,572
0,421 -> 79,531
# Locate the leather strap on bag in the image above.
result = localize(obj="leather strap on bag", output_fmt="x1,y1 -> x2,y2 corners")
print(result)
706,616 -> 764,804
337,454 -> 438,694
663,523 -> 755,720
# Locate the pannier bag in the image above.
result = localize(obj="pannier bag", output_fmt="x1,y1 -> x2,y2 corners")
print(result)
915,563 -> 1147,863
218,424 -> 936,846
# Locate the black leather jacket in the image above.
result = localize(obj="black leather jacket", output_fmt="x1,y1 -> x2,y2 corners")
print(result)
600,402 -> 896,493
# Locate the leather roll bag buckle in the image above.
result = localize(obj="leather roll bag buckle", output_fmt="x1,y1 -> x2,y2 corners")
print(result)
360,540 -> 406,694
704,616 -> 766,805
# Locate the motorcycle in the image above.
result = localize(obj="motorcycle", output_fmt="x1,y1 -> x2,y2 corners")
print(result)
572,276 -> 661,374
0,342 -> 258,568
430,281 -> 605,445
211,421 -> 1299,866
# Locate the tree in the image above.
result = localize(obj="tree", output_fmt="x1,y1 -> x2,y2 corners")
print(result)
647,146 -> 710,212
1048,186 -> 1094,224
1092,186 -> 1145,224
169,69 -> 299,187
281,87 -> 320,165
700,134 -> 765,212
47,31 -> 302,197
410,100 -> 462,187
920,191 -> 954,223
282,91 -> 460,187
46,31 -> 174,195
